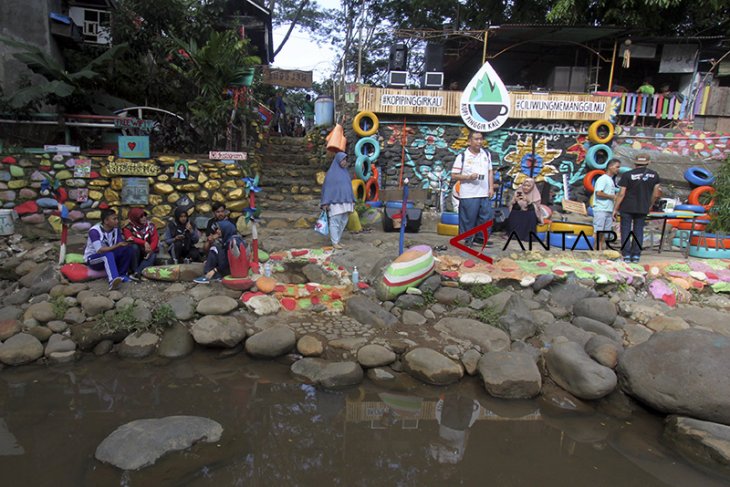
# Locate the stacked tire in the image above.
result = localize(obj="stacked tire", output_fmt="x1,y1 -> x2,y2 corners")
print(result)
353,111 -> 381,205
437,212 -> 459,236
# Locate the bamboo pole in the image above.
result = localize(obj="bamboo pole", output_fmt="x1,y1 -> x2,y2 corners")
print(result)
608,41 -> 617,91
482,31 -> 489,64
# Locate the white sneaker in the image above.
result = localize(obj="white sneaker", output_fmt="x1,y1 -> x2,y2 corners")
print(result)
109,276 -> 123,291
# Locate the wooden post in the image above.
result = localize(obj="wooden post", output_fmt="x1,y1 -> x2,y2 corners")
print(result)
482,31 -> 489,64
608,41 -> 617,91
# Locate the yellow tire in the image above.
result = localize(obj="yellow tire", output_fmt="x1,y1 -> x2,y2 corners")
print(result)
536,221 -> 550,233
549,221 -> 594,236
437,222 -> 459,236
352,179 -> 366,201
353,111 -> 379,137
587,120 -> 615,144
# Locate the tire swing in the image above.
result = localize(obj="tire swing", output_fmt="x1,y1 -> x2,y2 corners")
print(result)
688,186 -> 717,211
586,144 -> 613,170
355,154 -> 374,181
583,169 -> 606,193
587,120 -> 615,144
355,136 -> 381,161
684,167 -> 716,186
365,177 -> 379,202
352,111 -> 379,137
351,179 -> 366,202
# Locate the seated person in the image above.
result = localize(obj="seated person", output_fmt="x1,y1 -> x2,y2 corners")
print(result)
122,208 -> 159,279
194,220 -> 244,284
505,178 -> 543,240
163,207 -> 201,263
205,202 -> 232,252
83,209 -> 133,290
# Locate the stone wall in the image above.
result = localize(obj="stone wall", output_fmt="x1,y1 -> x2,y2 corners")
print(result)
0,153 -> 259,233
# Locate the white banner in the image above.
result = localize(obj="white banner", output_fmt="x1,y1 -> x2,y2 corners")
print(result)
208,151 -> 247,160
513,99 -> 606,114
380,94 -> 444,108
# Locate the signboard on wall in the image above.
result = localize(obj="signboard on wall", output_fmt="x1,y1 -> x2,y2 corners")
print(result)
261,67 -> 313,88
114,117 -> 156,133
209,151 -> 247,160
106,161 -> 159,176
460,62 -> 511,132
659,44 -> 698,74
121,178 -> 150,205
118,136 -> 150,158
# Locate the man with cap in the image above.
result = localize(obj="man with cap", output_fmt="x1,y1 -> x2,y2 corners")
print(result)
613,154 -> 661,262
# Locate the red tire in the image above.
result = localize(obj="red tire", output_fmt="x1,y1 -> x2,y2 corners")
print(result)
688,186 -> 716,211
583,169 -> 606,193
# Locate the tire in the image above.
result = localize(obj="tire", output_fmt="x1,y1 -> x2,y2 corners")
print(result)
585,144 -> 613,170
355,136 -> 381,160
673,221 -> 709,231
674,204 -> 706,213
355,154 -> 373,181
549,221 -> 595,236
689,245 -> 730,259
440,212 -> 459,225
588,120 -> 615,144
683,167 -> 715,186
549,232 -> 595,250
366,200 -> 382,208
365,178 -> 379,201
351,179 -> 366,202
352,111 -> 379,137
536,221 -> 550,232
437,222 -> 459,236
688,186 -> 716,211
385,201 -> 414,209
583,169 -> 606,193
690,234 -> 730,249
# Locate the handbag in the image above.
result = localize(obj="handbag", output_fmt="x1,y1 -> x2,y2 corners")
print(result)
314,210 -> 329,236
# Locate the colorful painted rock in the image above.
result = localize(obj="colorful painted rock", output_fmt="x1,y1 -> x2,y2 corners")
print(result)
221,276 -> 255,291
376,245 -> 435,301
60,263 -> 106,282
142,263 -> 204,281
14,200 -> 38,215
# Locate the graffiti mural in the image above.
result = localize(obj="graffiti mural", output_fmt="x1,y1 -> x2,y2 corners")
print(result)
616,126 -> 730,160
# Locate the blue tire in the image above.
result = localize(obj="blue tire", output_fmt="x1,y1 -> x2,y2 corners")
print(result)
355,154 -> 373,181
674,204 -> 706,213
684,167 -> 715,186
689,245 -> 730,259
385,201 -> 414,209
440,212 -> 459,225
549,232 -> 595,250
366,201 -> 382,208
355,136 -> 381,160
586,144 -> 613,170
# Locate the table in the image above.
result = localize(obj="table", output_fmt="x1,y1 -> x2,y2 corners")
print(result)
647,211 -> 708,254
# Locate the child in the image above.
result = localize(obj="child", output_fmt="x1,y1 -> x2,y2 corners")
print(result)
123,208 -> 159,279
83,209 -> 133,290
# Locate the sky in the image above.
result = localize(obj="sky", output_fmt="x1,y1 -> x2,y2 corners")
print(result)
271,0 -> 340,83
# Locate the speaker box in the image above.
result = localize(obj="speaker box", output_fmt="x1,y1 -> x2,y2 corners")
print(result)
388,71 -> 407,87
422,72 -> 444,89
425,43 -> 444,72
382,206 -> 423,233
389,43 -> 409,71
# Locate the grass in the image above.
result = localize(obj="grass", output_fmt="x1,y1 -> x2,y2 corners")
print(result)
51,295 -> 70,320
474,306 -> 506,331
421,289 -> 436,306
468,283 -> 503,300
93,303 -> 178,336
148,304 -> 177,334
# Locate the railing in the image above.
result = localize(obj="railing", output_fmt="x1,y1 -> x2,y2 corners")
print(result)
595,86 -> 712,121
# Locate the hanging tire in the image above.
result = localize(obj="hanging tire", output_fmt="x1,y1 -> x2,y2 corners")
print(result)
351,179 -> 366,202
355,136 -> 381,160
352,111 -> 379,137
586,144 -> 613,170
683,167 -> 716,186
583,169 -> 606,193
440,212 -> 459,225
365,177 -> 379,201
355,154 -> 373,181
688,186 -> 716,211
674,204 -> 706,213
437,222 -> 459,236
588,120 -> 615,144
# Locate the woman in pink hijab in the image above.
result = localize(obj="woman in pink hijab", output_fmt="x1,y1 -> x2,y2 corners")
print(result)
506,178 -> 544,240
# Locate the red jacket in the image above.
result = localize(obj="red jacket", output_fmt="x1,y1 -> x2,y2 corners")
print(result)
122,224 -> 159,252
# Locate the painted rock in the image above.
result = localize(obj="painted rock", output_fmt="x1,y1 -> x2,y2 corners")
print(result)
142,263 -> 204,282
211,192 -> 225,203
158,156 -> 176,164
148,194 -> 163,206
9,165 -> 24,178
89,179 -> 110,187
226,169 -> 242,177
80,199 -> 93,209
196,203 -> 212,214
68,210 -> 84,221
65,159 -> 76,168
88,190 -> 103,201
227,188 -> 244,200
227,199 -> 248,212
222,180 -> 237,190
21,213 -> 45,224
19,188 -> 37,199
3,202 -> 14,208
151,217 -> 165,229
375,245 -> 435,301
153,183 -> 174,195
55,170 -> 72,180
0,182 -> 7,189
86,210 -> 101,220
0,171 -> 10,182
14,200 -> 38,215
204,180 -> 221,190
199,190 -> 210,199
256,276 -> 277,294
65,179 -> 86,187
36,198 -> 59,209
197,173 -> 209,184
8,180 -> 27,189
152,205 -> 172,218
52,154 -> 64,162
177,183 -> 200,192
167,192 -> 180,204
2,156 -> 17,164
110,178 -> 123,190
103,188 -> 119,202
0,190 -> 16,202
158,174 -> 169,182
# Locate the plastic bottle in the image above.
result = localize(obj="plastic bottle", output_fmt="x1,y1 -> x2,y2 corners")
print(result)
264,261 -> 272,277
352,266 -> 359,288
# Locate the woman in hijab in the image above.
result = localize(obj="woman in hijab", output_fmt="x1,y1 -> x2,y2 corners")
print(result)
194,220 -> 241,284
505,178 -> 544,240
320,152 -> 355,249
162,207 -> 201,263
122,208 -> 159,279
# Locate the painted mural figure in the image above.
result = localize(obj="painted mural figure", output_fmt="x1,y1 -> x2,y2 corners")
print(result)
451,130 -> 494,246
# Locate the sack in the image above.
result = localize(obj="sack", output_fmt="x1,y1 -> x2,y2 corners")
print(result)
314,210 -> 329,236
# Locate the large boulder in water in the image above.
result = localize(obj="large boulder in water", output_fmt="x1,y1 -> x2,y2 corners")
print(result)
618,329 -> 730,425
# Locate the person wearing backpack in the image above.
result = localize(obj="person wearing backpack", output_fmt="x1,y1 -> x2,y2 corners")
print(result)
450,130 -> 494,246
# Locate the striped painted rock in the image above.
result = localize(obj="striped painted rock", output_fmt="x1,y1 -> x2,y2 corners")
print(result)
376,245 -> 435,301
142,263 -> 204,282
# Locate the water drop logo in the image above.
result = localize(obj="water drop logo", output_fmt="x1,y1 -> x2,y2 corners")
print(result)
460,62 -> 510,132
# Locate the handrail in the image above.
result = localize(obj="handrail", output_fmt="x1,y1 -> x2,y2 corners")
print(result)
593,88 -> 712,121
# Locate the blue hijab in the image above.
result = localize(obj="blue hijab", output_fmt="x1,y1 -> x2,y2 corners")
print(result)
218,220 -> 238,245
320,152 -> 355,206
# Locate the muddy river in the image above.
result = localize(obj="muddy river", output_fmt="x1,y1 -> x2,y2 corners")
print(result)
1,351 -> 726,486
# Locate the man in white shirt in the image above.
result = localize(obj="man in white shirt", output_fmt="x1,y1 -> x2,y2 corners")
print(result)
451,130 -> 494,246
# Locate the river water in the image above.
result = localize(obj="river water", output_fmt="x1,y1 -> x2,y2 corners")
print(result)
1,351 -> 727,486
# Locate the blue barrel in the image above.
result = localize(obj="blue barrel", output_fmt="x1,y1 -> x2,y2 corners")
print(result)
314,96 -> 334,127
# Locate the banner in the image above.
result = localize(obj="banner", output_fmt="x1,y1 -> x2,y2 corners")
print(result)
261,67 -> 313,88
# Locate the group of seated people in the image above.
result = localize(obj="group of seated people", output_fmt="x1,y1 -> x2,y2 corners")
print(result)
83,201 -> 245,290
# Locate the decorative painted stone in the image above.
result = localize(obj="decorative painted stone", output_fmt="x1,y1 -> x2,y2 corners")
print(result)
111,178 -> 123,190
226,169 -> 242,177
211,192 -> 225,203
18,158 -> 34,167
30,182 -> 41,189
199,190 -> 209,199
80,200 -> 93,209
2,156 -> 17,164
104,188 -> 119,202
227,200 -> 248,212
316,171 -> 326,185
151,217 -> 165,229
209,172 -> 221,179
158,156 -> 176,164
52,154 -> 64,162
158,174 -> 169,182
167,192 -> 180,204
0,182 -> 6,189
89,179 -> 109,187
63,201 -> 75,211
202,162 -> 217,169
21,213 -> 45,224
66,179 -> 87,187
65,159 -> 76,168
8,180 -> 27,189
147,195 -> 162,206
4,202 -> 15,208
177,183 -> 200,192
227,188 -> 244,200
188,165 -> 200,173
152,205 -> 172,218
36,198 -> 59,209
0,191 -> 16,202
153,183 -> 174,195
222,180 -> 237,190
68,210 -> 84,221
0,171 -> 10,182
196,203 -> 212,214
86,210 -> 101,220
204,180 -> 221,190
55,170 -> 72,180
19,188 -> 37,199
197,173 -> 209,184
72,222 -> 91,232
183,192 -> 196,203
88,190 -> 103,201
